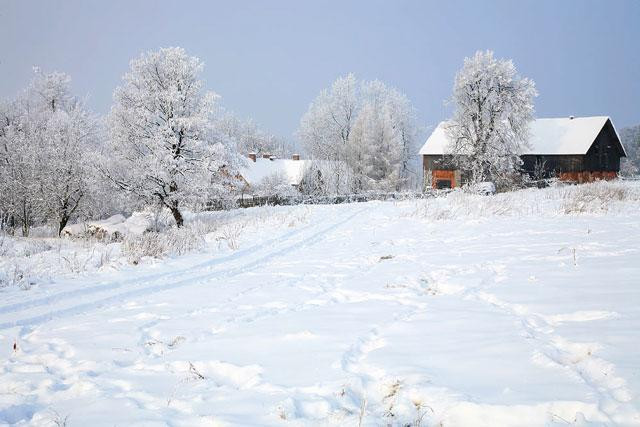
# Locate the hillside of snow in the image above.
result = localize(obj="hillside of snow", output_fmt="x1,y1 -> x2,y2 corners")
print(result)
1,182 -> 639,426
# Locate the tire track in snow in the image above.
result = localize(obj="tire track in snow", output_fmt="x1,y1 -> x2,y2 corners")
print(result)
0,210 -> 333,317
0,205 -> 370,332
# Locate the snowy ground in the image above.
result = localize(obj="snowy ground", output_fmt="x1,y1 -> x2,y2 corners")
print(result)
1,182 -> 639,426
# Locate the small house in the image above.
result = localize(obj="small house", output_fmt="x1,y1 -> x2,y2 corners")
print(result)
239,153 -> 307,194
241,153 -> 305,186
419,116 -> 627,189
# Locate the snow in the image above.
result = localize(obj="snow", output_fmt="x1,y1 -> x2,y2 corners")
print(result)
420,116 -> 621,156
62,213 -> 153,239
1,182 -> 640,426
526,117 -> 618,155
240,158 -> 307,186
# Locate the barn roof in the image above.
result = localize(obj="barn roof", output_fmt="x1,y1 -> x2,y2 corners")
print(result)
419,116 -> 626,156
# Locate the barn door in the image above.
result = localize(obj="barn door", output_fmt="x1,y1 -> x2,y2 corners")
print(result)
436,179 -> 451,189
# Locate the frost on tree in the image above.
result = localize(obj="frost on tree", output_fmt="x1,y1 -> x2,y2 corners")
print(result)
298,74 -> 417,194
215,112 -> 294,158
0,69 -> 99,236
445,50 -> 537,187
107,47 -> 239,227
620,125 -> 640,176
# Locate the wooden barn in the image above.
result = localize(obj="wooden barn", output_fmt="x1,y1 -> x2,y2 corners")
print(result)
419,116 -> 627,189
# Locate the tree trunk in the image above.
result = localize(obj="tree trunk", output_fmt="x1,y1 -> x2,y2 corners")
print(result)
21,199 -> 30,237
170,204 -> 184,227
57,194 -> 82,237
58,214 -> 70,237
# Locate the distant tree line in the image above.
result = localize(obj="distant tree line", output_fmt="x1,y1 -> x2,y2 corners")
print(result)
297,74 -> 420,194
0,47 -> 422,235
620,125 -> 640,176
3,46 -> 632,236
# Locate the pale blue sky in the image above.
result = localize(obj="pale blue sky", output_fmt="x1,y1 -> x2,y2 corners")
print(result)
1,0 -> 638,141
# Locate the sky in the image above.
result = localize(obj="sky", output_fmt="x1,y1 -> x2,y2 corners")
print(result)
1,0 -> 639,143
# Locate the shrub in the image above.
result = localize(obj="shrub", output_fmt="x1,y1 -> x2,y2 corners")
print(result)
122,226 -> 205,263
0,264 -> 34,290
215,222 -> 246,250
560,181 -> 638,214
413,180 -> 640,221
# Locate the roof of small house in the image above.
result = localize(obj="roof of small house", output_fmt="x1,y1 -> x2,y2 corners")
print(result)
239,157 -> 348,187
240,158 -> 308,186
419,116 -> 626,156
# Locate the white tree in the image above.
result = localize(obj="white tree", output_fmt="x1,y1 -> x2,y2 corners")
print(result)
107,47 -> 239,227
215,112 -> 294,158
299,160 -> 351,197
299,74 -> 358,162
298,74 -> 358,194
351,80 -> 417,191
445,50 -> 538,186
0,98 -> 36,235
620,125 -> 640,177
0,69 -> 100,236
30,71 -> 101,235
255,171 -> 297,198
298,74 -> 417,193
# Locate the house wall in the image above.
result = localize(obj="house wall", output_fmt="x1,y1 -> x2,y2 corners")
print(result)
558,171 -> 618,183
423,129 -> 625,188
422,119 -> 626,189
431,170 -> 456,188
521,155 -> 584,177
424,155 -> 460,189
583,119 -> 623,172
423,155 -> 456,171
520,119 -> 625,180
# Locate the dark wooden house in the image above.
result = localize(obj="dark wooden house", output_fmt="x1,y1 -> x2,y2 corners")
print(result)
419,116 -> 627,189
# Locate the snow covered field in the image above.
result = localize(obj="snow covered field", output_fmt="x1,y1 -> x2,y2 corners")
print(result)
1,182 -> 639,426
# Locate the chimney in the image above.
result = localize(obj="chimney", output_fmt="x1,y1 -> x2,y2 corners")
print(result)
262,153 -> 270,159
248,152 -> 256,162
292,154 -> 300,161
569,115 -> 575,120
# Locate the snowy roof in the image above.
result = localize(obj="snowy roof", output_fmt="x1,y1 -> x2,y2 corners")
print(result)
240,158 -> 307,186
419,116 -> 625,156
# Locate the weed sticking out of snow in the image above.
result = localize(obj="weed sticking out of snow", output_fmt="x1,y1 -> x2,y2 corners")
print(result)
48,409 -> 70,427
0,264 -> 34,290
215,222 -> 245,251
412,180 -> 640,221
122,227 -> 205,263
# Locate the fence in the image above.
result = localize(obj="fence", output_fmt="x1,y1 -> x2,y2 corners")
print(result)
226,190 -> 444,210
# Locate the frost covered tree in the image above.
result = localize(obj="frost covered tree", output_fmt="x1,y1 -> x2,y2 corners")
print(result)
298,74 -> 357,193
216,112 -> 294,158
445,50 -> 538,186
299,74 -> 358,162
350,80 -> 417,191
255,171 -> 297,198
107,47 -> 239,227
0,69 -> 100,236
0,98 -> 35,235
298,74 -> 416,193
30,71 -> 101,235
620,124 -> 640,176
